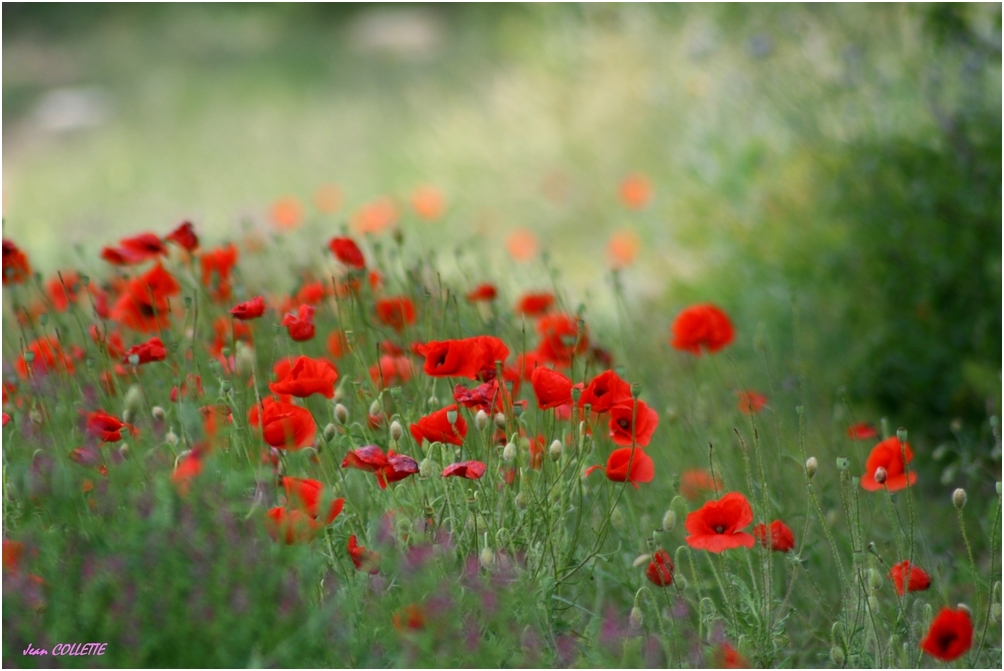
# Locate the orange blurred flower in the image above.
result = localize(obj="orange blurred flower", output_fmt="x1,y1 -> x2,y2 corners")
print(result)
270,196 -> 304,231
411,185 -> 446,221
608,229 -> 640,268
619,173 -> 653,210
314,184 -> 342,214
506,229 -> 539,263
351,197 -> 398,235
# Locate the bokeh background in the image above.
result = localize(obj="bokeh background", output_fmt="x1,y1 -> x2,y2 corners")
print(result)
3,3 -> 1001,440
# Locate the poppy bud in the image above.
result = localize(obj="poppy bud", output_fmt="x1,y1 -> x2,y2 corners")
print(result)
519,437 -> 530,451
446,409 -> 458,425
125,384 -> 144,415
480,547 -> 495,569
369,399 -> 382,417
675,574 -> 687,591
830,647 -> 845,665
166,429 -> 179,446
119,443 -> 129,458
79,274 -> 90,286
220,379 -> 232,393
957,603 -> 971,617
874,467 -> 887,485
494,412 -> 506,428
662,509 -> 676,533
503,442 -> 517,462
548,439 -> 562,462
515,492 -> 528,509
128,354 -> 140,366
323,423 -> 337,441
633,554 -> 652,567
805,457 -> 818,479
629,606 -> 643,629
867,568 -> 882,591
334,403 -> 348,425
419,458 -> 434,478
475,410 -> 489,431
152,406 -> 166,421
991,602 -> 1001,624
513,404 -> 523,417
952,488 -> 967,509
235,343 -> 255,378
428,395 -> 439,409
390,420 -> 403,441
23,351 -> 36,364
997,481 -> 1002,496
836,457 -> 849,471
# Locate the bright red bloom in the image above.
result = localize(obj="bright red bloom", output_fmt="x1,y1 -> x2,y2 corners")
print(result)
281,476 -> 344,523
2,240 -> 32,285
442,460 -> 486,480
85,410 -> 137,443
375,297 -> 417,332
608,399 -> 658,447
684,492 -> 756,552
342,445 -> 389,473
16,336 -> 75,377
680,469 -> 722,501
341,445 -> 418,489
860,436 -> 916,492
2,414 -> 9,427
230,295 -> 265,320
645,549 -> 674,586
3,539 -> 25,572
265,478 -> 344,545
282,304 -> 316,342
413,335 -> 509,380
753,520 -> 795,553
110,263 -> 180,333
717,643 -> 751,669
515,292 -> 555,316
536,314 -> 588,364
327,330 -> 349,358
269,356 -> 338,399
410,405 -> 467,446
100,246 -> 145,265
171,452 -> 203,497
171,373 -> 204,402
579,370 -> 632,413
584,448 -> 655,488
670,304 -> 734,355
466,283 -> 497,302
348,535 -> 380,574
888,560 -> 931,596
254,397 -> 316,450
120,233 -> 168,261
200,244 -> 238,302
453,380 -> 509,413
329,237 -> 366,269
122,337 -> 167,365
847,422 -> 878,440
737,390 -> 768,414
295,280 -> 328,306
531,366 -> 573,410
46,271 -> 83,312
920,607 -> 973,662
369,355 -> 413,388
166,221 -> 199,251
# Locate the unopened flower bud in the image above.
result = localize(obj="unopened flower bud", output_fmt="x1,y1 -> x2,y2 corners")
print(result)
515,492 -> 528,509
874,467 -> 887,485
675,574 -> 688,591
805,457 -> 818,479
867,596 -> 879,613
124,384 -> 144,415
475,410 -> 489,431
38,313 -> 49,326
629,606 -> 643,629
446,409 -> 458,425
323,423 -> 337,441
662,509 -> 677,533
957,603 -> 971,617
369,399 -> 382,417
480,547 -> 495,569
23,351 -> 35,364
427,395 -> 439,409
611,507 -> 626,531
220,379 -> 232,393
390,420 -> 403,441
830,647 -> 845,665
334,403 -> 348,425
867,568 -> 883,591
165,429 -> 179,446
235,343 -> 255,378
494,412 -> 506,428
519,437 -> 530,451
503,442 -> 517,462
152,406 -> 166,421
633,554 -> 652,568
952,488 -> 967,509
128,354 -> 140,366
122,409 -> 133,424
991,602 -> 1001,624
548,439 -> 562,461
419,458 -> 434,478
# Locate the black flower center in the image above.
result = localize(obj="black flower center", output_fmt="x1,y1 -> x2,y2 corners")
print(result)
617,419 -> 630,430
714,525 -> 725,534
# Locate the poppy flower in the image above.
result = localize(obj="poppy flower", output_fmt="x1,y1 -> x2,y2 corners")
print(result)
166,221 -> 199,251
684,492 -> 756,552
265,478 -> 345,545
270,196 -> 304,231
584,448 -> 655,488
753,520 -> 795,553
314,184 -> 342,213
47,271 -> 83,312
531,366 -> 573,410
680,469 -> 722,500
329,237 -> 366,269
2,413 -> 9,427
348,535 -> 380,574
717,643 -> 751,669
342,445 -> 389,473
85,410 -> 137,443
860,436 -> 916,492
506,229 -> 539,263
200,244 -> 238,302
888,560 -> 931,596
919,607 -> 973,662
327,330 -> 349,358
413,335 -> 509,380
16,336 -> 75,377
516,292 -> 555,316
110,263 -> 180,333
737,390 -> 768,414
269,356 -> 338,399
3,539 -> 25,573
466,283 -> 498,302
393,604 -> 426,631
369,355 -> 413,388
351,197 -> 398,235
255,397 -> 316,450
608,399 -> 658,447
2,240 -> 31,285
442,460 -> 486,480
410,405 -> 467,446
119,232 -> 167,260
122,337 -> 167,365
411,185 -> 446,220
847,422 -> 878,440
670,304 -> 734,355
645,549 -> 674,586
453,380 -> 506,413
608,229 -> 641,268
619,173 -> 653,210
342,445 -> 418,489
294,280 -> 328,306
281,476 -> 344,524
579,370 -> 632,413
282,304 -> 316,342
536,313 -> 588,364
171,452 -> 203,497
375,297 -> 416,332
230,296 -> 265,320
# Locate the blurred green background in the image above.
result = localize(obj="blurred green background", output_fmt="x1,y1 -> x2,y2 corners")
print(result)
3,3 -> 1001,437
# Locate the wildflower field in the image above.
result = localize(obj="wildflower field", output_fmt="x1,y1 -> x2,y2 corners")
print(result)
2,4 -> 1002,669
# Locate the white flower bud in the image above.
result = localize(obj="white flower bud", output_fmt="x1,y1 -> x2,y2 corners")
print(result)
334,403 -> 349,425
633,554 -> 652,568
830,647 -> 845,665
165,429 -> 179,446
151,406 -> 166,421
494,412 -> 506,428
118,444 -> 129,458
503,442 -> 517,462
235,343 -> 255,378
122,409 -> 133,424
369,399 -> 382,417
480,547 -> 495,569
952,488 -> 967,509
29,409 -> 43,425
390,420 -> 403,441
957,603 -> 971,617
548,439 -> 562,462
323,423 -> 337,441
805,457 -> 818,479
629,606 -> 643,629
475,410 -> 489,431
124,384 -> 144,415
662,510 -> 677,533
419,458 -> 434,478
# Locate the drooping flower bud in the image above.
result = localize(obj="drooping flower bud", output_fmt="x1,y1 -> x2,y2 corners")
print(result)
118,444 -> 129,459
515,492 -> 528,509
419,458 -> 434,478
830,647 -> 845,665
124,384 -> 144,415
957,603 -> 971,617
662,509 -> 677,533
805,456 -> 818,479
494,412 -> 506,428
152,406 -> 166,421
334,403 -> 349,425
323,423 -> 337,441
632,554 -> 652,568
952,488 -> 967,509
166,429 -> 179,446
548,439 -> 562,462
479,547 -> 495,569
390,420 -> 403,441
503,442 -> 517,462
235,343 -> 255,378
629,606 -> 643,629
475,410 -> 489,431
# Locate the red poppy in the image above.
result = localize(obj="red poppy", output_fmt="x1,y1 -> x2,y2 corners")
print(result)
920,607 -> 973,662
670,304 -> 735,355
282,304 -> 316,342
860,436 -> 916,492
737,390 -> 768,414
47,271 -> 83,312
329,237 -> 366,269
413,335 -> 509,380
453,380 -> 507,413
680,469 -> 722,500
85,410 -> 137,443
269,356 -> 338,399
503,351 -> 547,396
410,405 -> 467,446
506,229 -> 539,263
341,445 -> 418,489
122,337 -> 167,365
327,330 -> 349,358
717,643 -> 751,669
348,535 -> 380,574
393,604 -> 426,631
171,453 -> 203,497
516,292 -> 555,316
2,240 -> 31,285
684,492 -> 756,552
584,448 -> 655,488
281,476 -> 344,523
265,478 -> 345,545
342,445 -> 389,473
411,185 -> 446,220
645,549 -> 674,586
608,399 -> 658,447
270,196 -> 304,231
466,283 -> 498,302
230,296 -> 265,320
110,263 -> 180,333
847,422 -> 878,440
3,539 -> 25,572
579,370 -> 632,413
295,280 -> 327,306
166,221 -> 199,251
254,397 -> 316,450
536,314 -> 588,364
2,413 -> 9,427
619,173 -> 653,210
200,404 -> 233,441
16,336 -> 75,377
888,560 -> 931,596
375,297 -> 417,332
120,232 -> 168,261
199,244 -> 238,302
442,460 -> 486,480
369,355 -> 413,388
531,367 -> 573,410
753,520 -> 795,553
